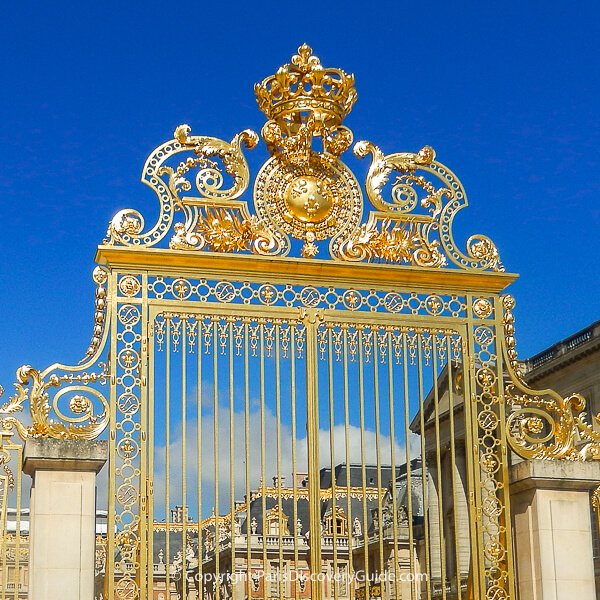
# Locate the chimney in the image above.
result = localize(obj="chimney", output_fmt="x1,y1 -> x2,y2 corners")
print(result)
171,505 -> 190,524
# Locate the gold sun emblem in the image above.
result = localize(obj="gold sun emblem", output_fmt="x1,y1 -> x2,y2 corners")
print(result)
284,176 -> 333,224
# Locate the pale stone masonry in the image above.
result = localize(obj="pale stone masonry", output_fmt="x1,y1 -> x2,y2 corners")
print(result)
22,438 -> 107,600
510,461 -> 599,599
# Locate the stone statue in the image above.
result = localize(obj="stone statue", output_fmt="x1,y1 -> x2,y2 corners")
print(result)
352,516 -> 362,537
251,570 -> 261,591
397,505 -> 409,527
218,520 -> 227,538
298,571 -> 307,593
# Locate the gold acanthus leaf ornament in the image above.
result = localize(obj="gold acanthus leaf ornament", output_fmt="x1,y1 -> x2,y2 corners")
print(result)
347,140 -> 504,271
502,295 -> 600,460
105,126 -> 260,249
164,125 -> 259,204
0,365 -> 109,441
334,216 -> 446,266
170,205 -> 286,256
354,141 -> 437,213
160,126 -> 287,256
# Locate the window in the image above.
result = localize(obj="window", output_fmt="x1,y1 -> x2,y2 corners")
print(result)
323,506 -> 348,536
270,562 -> 280,597
265,506 -> 289,536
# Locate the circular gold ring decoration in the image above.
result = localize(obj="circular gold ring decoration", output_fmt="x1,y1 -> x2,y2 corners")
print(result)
254,153 -> 362,257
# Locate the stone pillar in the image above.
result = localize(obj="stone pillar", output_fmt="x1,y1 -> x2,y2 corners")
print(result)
510,460 -> 600,599
23,438 -> 108,600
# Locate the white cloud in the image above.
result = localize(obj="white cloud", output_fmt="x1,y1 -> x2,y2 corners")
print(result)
149,404 -> 418,520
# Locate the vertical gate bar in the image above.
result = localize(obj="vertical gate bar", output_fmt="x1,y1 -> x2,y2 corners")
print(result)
182,318 -> 188,600
446,335 -> 463,598
140,274 -> 149,600
327,325 -> 339,600
213,319 -> 221,600
15,452 -> 21,599
165,317 -> 171,599
342,327 -> 354,592
147,310 -> 156,598
0,465 -> 6,600
0,484 -> 5,600
401,330 -> 416,600
229,319 -> 235,600
244,320 -> 252,600
416,334 -> 433,600
14,447 -> 21,600
358,327 -> 370,600
259,322 -> 267,600
17,448 -> 22,600
107,270 -> 118,600
372,328 -> 385,590
431,333 -> 448,600
387,332 -> 401,600
464,298 -> 484,598
493,304 -> 517,598
197,319 -> 204,600
290,325 -> 300,600
275,323 -> 284,599
305,317 -> 322,600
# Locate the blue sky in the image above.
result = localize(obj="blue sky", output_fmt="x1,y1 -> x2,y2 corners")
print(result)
0,1 -> 598,393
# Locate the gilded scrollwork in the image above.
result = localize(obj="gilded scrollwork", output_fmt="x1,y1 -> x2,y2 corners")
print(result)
0,265 -> 111,441
170,205 -> 287,255
105,125 -> 263,250
502,294 -> 600,460
1,365 -> 109,440
164,125 -> 258,204
353,141 -> 438,213
339,140 -> 504,270
101,44 -> 505,269
333,215 -> 445,266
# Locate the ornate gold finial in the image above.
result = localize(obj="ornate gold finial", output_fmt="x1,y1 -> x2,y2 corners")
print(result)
254,44 -> 357,163
251,45 -> 362,257
103,46 -> 504,269
255,43 -> 357,131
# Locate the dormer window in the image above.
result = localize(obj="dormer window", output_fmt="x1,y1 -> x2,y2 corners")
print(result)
265,506 -> 289,536
323,506 -> 347,536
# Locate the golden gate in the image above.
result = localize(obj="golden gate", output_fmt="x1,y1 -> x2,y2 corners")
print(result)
2,45 -> 599,600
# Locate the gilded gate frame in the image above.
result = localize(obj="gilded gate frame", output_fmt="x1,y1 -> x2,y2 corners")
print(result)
2,45 -> 598,600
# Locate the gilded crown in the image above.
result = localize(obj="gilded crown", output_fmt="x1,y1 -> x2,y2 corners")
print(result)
255,44 -> 357,131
